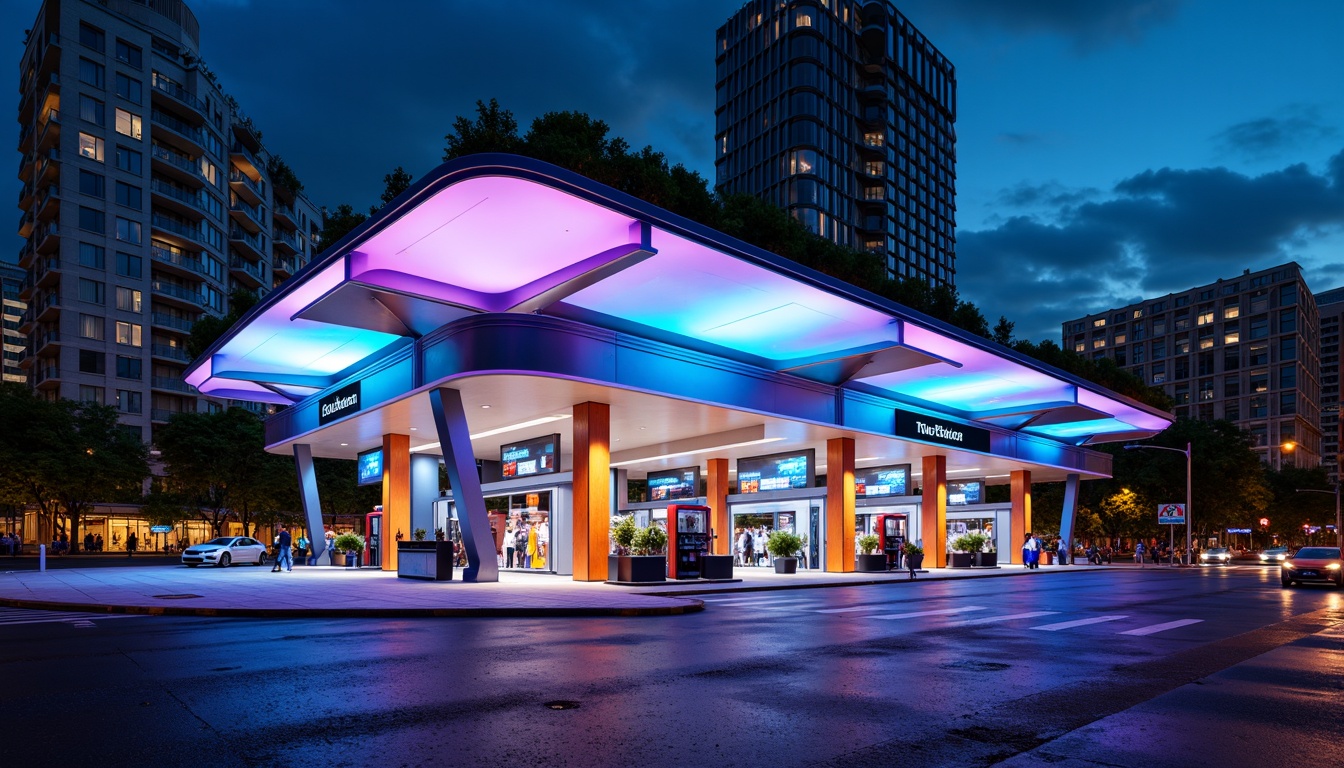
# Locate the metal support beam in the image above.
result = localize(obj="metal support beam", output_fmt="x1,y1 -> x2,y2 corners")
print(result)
1059,473 -> 1080,565
429,387 -> 497,582
293,444 -> 328,565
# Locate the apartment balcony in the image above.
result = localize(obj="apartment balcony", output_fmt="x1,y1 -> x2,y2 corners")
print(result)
273,202 -> 299,229
17,240 -> 36,269
151,214 -> 207,249
229,142 -> 264,180
150,77 -> 207,122
858,78 -> 888,103
150,312 -> 195,335
272,228 -> 300,255
150,144 -> 209,188
33,183 -> 60,223
150,408 -> 183,423
18,209 -> 35,239
32,364 -> 61,390
229,199 -> 264,234
30,255 -> 60,294
150,179 -> 208,221
33,32 -> 61,78
151,375 -> 197,395
150,109 -> 206,155
272,256 -> 298,279
17,150 -> 38,182
19,72 -> 59,124
150,245 -> 210,282
151,279 -> 205,310
228,255 -> 266,288
37,148 -> 61,184
27,291 -> 60,328
228,227 -> 266,262
228,168 -> 264,206
30,328 -> 60,356
34,220 -> 60,253
18,181 -> 36,212
35,107 -> 60,151
151,344 -> 192,364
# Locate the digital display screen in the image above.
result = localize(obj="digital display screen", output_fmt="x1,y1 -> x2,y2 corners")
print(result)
357,448 -> 383,486
736,449 -> 815,494
856,464 -> 912,498
648,467 -> 700,501
946,479 -> 984,506
501,433 -> 561,478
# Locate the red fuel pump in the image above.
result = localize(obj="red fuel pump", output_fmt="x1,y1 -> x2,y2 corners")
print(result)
668,504 -> 711,580
364,509 -> 382,568
875,513 -> 906,571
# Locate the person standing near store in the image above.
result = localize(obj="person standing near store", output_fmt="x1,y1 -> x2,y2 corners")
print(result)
273,524 -> 293,572
535,520 -> 549,570
1057,536 -> 1069,566
1022,532 -> 1036,569
126,531 -> 137,558
1134,540 -> 1146,568
740,528 -> 754,567
504,521 -> 516,568
515,521 -> 529,569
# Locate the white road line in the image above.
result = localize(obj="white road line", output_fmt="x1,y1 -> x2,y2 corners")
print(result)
868,606 -> 988,620
0,611 -> 142,627
1031,615 -> 1128,632
1118,619 -> 1204,636
954,610 -> 1060,626
702,596 -> 817,606
813,605 -> 889,614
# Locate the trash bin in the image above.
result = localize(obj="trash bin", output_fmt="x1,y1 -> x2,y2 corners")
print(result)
1041,551 -> 1054,565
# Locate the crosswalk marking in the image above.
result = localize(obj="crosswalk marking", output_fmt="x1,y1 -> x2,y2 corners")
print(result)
1031,615 -> 1128,632
0,608 -> 143,627
813,605 -> 887,614
702,596 -> 817,606
954,610 -> 1059,626
869,606 -> 987,620
1118,619 -> 1204,636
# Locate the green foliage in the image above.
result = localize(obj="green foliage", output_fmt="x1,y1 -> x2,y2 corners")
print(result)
333,532 -> 365,553
142,487 -> 191,528
443,98 -> 521,159
766,529 -> 804,558
952,532 -> 989,553
857,533 -> 880,555
413,527 -> 427,541
903,541 -> 924,557
630,523 -> 668,556
266,154 -> 304,196
610,515 -> 638,553
375,166 -> 414,211
315,203 -> 369,257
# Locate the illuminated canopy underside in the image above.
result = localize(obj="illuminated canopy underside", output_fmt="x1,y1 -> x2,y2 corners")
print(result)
184,156 -> 1171,445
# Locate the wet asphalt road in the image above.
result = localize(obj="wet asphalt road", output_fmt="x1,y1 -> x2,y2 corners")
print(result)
2,566 -> 1341,767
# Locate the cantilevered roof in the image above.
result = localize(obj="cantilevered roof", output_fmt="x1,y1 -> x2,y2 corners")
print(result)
184,155 -> 1172,446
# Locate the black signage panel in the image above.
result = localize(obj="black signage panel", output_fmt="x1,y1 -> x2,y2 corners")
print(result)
894,409 -> 991,453
736,449 -> 815,494
648,466 -> 701,501
500,433 -> 561,478
856,464 -> 912,498
318,381 -> 361,426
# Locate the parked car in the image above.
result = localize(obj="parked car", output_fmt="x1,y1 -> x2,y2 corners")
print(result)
1199,547 -> 1232,566
181,537 -> 269,568
1259,546 -> 1292,563
1281,547 -> 1344,588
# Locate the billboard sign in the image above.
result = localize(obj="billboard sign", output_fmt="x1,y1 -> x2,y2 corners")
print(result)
1158,503 -> 1186,525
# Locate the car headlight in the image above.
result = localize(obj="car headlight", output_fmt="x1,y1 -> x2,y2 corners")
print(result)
1282,562 -> 1295,569
1277,555 -> 1286,560
1327,564 -> 1341,570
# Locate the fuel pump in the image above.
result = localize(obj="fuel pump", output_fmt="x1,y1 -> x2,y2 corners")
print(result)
668,504 -> 711,580
876,513 -> 905,571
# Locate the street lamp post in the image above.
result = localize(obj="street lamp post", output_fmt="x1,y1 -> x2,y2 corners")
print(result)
1294,485 -> 1342,548
1125,442 -> 1193,566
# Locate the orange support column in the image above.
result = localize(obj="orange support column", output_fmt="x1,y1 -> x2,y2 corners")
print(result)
1011,470 -> 1032,565
381,433 -> 411,571
921,455 -> 947,568
825,437 -> 856,572
707,458 -> 730,555
572,402 -> 610,582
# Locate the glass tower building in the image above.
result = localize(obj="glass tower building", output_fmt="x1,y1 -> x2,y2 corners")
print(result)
715,0 -> 957,287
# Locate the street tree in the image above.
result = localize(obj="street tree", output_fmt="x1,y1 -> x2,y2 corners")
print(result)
155,408 -> 279,536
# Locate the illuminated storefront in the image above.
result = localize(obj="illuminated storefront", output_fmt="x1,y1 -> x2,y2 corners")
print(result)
183,155 -> 1172,582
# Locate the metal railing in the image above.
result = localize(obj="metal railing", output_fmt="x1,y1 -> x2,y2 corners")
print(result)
151,279 -> 204,304
151,76 -> 206,113
228,168 -> 264,198
151,144 -> 208,183
151,214 -> 206,244
151,344 -> 191,362
151,109 -> 206,144
151,376 -> 195,394
150,245 -> 208,277
229,256 -> 265,282
150,313 -> 194,332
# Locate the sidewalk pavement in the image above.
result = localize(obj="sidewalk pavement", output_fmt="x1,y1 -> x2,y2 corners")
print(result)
0,560 -> 1142,618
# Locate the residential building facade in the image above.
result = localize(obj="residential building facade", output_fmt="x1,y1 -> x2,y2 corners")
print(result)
1316,286 -> 1344,485
16,0 -> 322,443
1062,264 -> 1322,470
715,0 -> 957,287
2,263 -> 27,383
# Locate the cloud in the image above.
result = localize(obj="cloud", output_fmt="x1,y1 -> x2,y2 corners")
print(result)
957,148 -> 1344,341
996,181 -> 1101,209
902,0 -> 1185,52
1214,105 -> 1340,160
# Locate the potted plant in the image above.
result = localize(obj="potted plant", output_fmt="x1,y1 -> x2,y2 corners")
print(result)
856,534 -> 886,572
333,532 -> 364,568
608,517 -> 667,583
434,527 -> 445,541
949,532 -> 986,568
903,541 -> 925,571
767,529 -> 804,574
412,528 -> 427,541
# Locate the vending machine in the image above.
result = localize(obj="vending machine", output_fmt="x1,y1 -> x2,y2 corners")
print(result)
365,509 -> 382,568
875,513 -> 906,571
667,504 -> 711,580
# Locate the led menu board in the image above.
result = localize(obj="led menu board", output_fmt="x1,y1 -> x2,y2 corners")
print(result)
736,449 -> 815,494
647,466 -> 701,501
946,479 -> 985,506
856,464 -> 912,498
356,447 -> 383,486
501,433 -> 560,478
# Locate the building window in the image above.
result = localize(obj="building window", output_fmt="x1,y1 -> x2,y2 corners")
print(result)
1249,396 -> 1267,418
1250,372 -> 1269,393
1092,318 -> 1106,328
1279,284 -> 1296,306
1114,332 -> 1127,344
1074,342 -> 1085,353
1249,316 -> 1269,339
1197,309 -> 1214,326
78,170 -> 105,198
79,95 -> 105,126
1174,384 -> 1190,405
1199,379 -> 1215,400
1152,361 -> 1166,384
115,355 -> 142,380
115,73 -> 142,103
1224,305 -> 1240,320
1249,342 -> 1269,366
116,252 -> 142,278
115,109 -> 142,140
863,160 -> 884,177
116,390 -> 142,415
1225,376 -> 1240,398
1197,328 -> 1214,349
115,39 -> 143,68
79,313 -> 104,340
115,182 -> 142,210
1224,346 -> 1240,371
1174,310 -> 1190,331
1224,398 -> 1240,421
1280,337 -> 1296,361
78,132 -> 105,162
1175,335 -> 1190,355
1132,344 -> 1146,364
115,146 -> 142,174
79,385 -> 104,405
115,287 -> 142,313
863,131 -> 884,147
78,206 -> 105,234
80,23 -> 105,51
1224,324 -> 1240,345
1174,358 -> 1190,380
1093,338 -> 1106,349
1152,317 -> 1167,335
79,349 -> 105,374
1279,392 -> 1296,416
115,321 -> 142,347
115,217 -> 142,244
79,243 -> 105,269
1152,340 -> 1166,359
795,8 -> 814,27
79,57 -> 104,88
788,149 -> 817,175
1279,308 -> 1297,333
78,278 -> 106,305
1280,366 -> 1296,389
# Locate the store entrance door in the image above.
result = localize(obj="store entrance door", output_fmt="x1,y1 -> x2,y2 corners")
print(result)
731,504 -> 821,569
365,512 -> 382,568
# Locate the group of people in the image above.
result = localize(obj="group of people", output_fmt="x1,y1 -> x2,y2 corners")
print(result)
503,518 -> 548,569
734,526 -> 787,566
1022,532 -> 1075,568
81,532 -> 107,552
1,531 -> 21,556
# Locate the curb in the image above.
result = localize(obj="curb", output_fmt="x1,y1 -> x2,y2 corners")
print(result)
0,595 -> 705,618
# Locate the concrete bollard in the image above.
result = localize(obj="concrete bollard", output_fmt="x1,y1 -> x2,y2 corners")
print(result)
39,544 -> 46,572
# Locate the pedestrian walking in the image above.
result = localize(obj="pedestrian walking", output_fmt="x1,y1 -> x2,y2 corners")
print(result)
1057,537 -> 1069,566
1023,532 -> 1038,569
1135,540 -> 1146,568
126,532 -> 137,558
273,524 -> 293,572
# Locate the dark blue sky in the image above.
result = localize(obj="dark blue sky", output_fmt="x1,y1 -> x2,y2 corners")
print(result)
7,0 -> 1343,340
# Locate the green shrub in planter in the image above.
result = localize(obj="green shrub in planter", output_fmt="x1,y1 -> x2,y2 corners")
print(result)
413,528 -> 427,541
630,524 -> 668,556
858,534 -> 880,555
766,530 -> 804,559
610,515 -> 638,555
902,542 -> 924,557
333,532 -> 364,553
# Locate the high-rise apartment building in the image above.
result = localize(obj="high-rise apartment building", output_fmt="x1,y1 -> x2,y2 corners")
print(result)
715,0 -> 957,287
1,263 -> 27,383
1062,263 -> 1322,470
16,0 -> 322,442
1315,286 -> 1344,485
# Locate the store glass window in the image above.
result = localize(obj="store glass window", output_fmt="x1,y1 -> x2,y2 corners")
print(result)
946,518 -> 996,554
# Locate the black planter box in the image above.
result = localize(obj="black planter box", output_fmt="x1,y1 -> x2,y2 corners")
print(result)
397,541 -> 454,581
975,552 -> 998,567
701,555 -> 734,580
856,553 -> 888,572
773,557 -> 798,574
609,555 -> 666,583
949,552 -> 975,568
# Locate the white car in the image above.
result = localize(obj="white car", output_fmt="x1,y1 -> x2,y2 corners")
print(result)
1199,547 -> 1232,566
1259,546 -> 1292,563
182,537 -> 269,568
